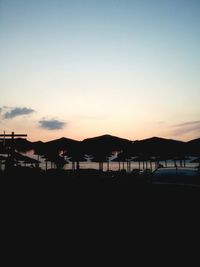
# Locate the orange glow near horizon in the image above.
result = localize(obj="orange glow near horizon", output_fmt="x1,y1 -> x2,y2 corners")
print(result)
9,126 -> 198,143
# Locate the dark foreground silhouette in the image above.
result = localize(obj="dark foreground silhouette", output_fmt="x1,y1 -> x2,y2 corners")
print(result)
1,133 -> 200,196
1,166 -> 200,192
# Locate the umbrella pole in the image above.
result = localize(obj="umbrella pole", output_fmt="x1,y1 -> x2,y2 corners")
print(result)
174,159 -> 176,168
107,160 -> 109,171
150,161 -> 152,171
76,161 -> 80,170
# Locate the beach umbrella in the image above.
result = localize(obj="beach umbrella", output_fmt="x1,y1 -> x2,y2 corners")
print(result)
43,154 -> 68,170
131,155 -> 153,171
13,152 -> 31,161
150,155 -> 172,168
172,155 -> 188,167
90,150 -> 113,172
11,152 -> 40,167
112,151 -> 131,171
62,151 -> 86,171
91,154 -> 107,171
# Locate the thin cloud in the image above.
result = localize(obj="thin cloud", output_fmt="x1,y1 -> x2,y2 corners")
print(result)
173,120 -> 200,127
39,119 -> 66,130
3,107 -> 35,119
156,121 -> 166,125
171,120 -> 200,136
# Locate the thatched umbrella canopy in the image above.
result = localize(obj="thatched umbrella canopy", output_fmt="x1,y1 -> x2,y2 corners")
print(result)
13,152 -> 31,161
43,154 -> 68,170
11,152 -> 40,167
32,141 -> 46,160
82,134 -> 132,171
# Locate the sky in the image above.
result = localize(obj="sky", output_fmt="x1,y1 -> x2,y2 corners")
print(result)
0,0 -> 200,142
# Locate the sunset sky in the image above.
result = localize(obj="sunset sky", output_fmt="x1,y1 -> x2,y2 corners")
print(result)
1,0 -> 200,142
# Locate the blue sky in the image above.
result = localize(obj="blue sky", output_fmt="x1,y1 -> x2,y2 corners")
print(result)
0,0 -> 200,141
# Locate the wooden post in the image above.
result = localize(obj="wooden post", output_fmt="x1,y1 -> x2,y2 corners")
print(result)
0,131 -> 27,168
